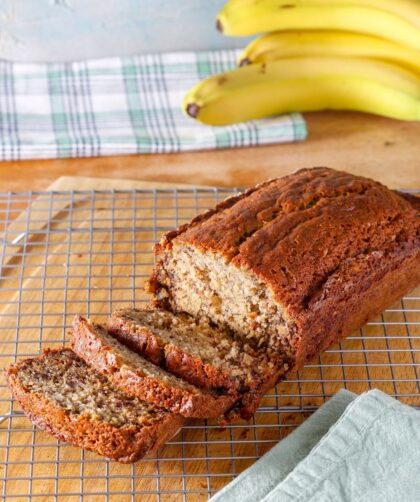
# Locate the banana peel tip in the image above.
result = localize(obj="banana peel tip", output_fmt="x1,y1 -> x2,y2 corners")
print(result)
185,103 -> 201,119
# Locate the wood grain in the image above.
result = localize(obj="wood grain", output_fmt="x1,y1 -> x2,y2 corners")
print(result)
0,176 -> 418,501
1,112 -> 420,193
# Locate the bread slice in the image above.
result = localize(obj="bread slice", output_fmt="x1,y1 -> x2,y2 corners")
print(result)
6,348 -> 185,463
108,307 -> 269,393
71,315 -> 235,418
148,167 -> 420,378
107,307 -> 285,420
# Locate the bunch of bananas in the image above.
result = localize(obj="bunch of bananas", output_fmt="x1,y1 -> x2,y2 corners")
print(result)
183,0 -> 420,125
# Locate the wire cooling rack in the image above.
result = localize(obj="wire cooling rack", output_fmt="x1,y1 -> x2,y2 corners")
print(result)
0,187 -> 418,501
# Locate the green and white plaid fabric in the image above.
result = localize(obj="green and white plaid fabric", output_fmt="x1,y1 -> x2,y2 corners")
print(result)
0,50 -> 307,160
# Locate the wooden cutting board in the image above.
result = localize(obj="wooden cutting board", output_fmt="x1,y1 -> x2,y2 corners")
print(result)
0,176 -> 418,501
2,112 -> 420,193
47,176 -> 211,191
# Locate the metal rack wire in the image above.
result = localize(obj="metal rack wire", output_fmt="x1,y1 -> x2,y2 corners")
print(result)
0,188 -> 418,501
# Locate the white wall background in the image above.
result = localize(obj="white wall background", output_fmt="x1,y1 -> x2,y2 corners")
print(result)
0,0 -> 249,62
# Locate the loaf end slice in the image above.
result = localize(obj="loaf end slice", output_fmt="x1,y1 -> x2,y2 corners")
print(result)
71,315 -> 235,418
6,348 -> 185,463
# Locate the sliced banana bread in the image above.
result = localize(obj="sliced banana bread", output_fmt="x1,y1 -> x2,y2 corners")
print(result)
148,167 -> 420,377
6,348 -> 185,463
107,307 -> 284,420
71,315 -> 235,418
108,307 -> 277,393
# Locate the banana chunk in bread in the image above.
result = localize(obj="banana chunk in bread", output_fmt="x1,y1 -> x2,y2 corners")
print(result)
71,315 -> 235,418
148,167 -> 420,375
6,349 -> 185,463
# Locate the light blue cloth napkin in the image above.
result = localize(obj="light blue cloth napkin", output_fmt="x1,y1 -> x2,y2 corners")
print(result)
212,389 -> 420,502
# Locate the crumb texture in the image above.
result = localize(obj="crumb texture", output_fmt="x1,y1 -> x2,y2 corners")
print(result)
78,319 -> 199,391
110,307 -> 267,383
71,316 -> 235,418
11,348 -> 168,428
6,348 -> 185,462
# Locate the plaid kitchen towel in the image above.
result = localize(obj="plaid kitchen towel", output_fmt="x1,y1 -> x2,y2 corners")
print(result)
0,51 -> 307,160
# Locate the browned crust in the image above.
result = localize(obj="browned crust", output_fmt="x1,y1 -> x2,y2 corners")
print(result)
71,316 -> 235,418
150,177 -> 278,258
149,167 -> 420,373
293,248 -> 420,370
148,167 -> 387,259
6,349 -> 185,463
108,311 -> 240,395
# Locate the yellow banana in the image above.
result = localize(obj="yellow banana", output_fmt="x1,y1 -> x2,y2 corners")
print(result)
183,57 -> 420,125
221,0 -> 420,28
238,31 -> 420,75
216,3 -> 420,51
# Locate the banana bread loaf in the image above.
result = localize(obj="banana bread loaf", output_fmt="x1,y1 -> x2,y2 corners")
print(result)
6,349 -> 185,463
148,167 -> 420,381
71,315 -> 235,418
108,307 -> 284,419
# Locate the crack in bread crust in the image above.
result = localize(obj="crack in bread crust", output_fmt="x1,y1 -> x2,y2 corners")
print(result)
158,168 -> 378,259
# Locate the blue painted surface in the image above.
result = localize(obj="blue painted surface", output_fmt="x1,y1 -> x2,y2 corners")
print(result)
0,0 -> 249,62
